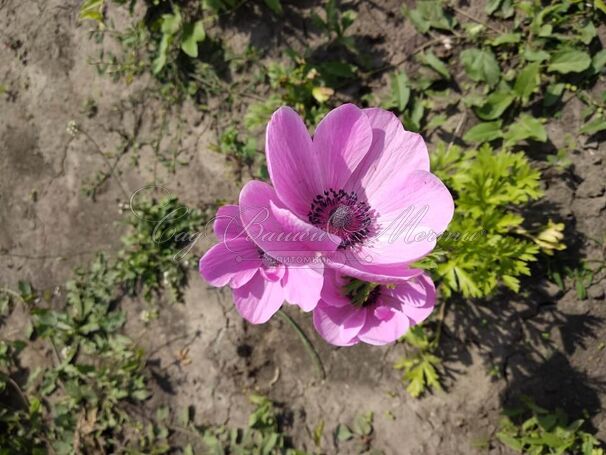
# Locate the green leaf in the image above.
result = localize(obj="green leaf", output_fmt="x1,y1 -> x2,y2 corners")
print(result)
513,62 -> 540,103
312,420 -> 324,446
591,49 -> 606,73
352,413 -> 373,436
579,21 -> 596,45
402,97 -> 424,132
335,424 -> 353,442
390,72 -> 410,111
18,280 -> 35,303
504,114 -> 547,145
489,32 -> 521,46
79,0 -> 105,23
497,432 -> 524,451
263,0 -> 283,14
576,279 -> 587,300
404,7 -> 430,33
160,11 -> 182,36
524,48 -> 550,62
152,34 -> 171,74
312,86 -> 334,103
402,1 -> 455,33
341,10 -> 357,31
548,49 -> 592,74
463,120 -> 503,143
580,115 -> 606,135
419,51 -> 450,79
181,21 -> 205,58
544,83 -> 565,107
474,88 -> 515,120
317,61 -> 356,79
485,0 -> 503,15
595,0 -> 606,14
502,275 -> 520,292
403,354 -> 442,397
460,48 -> 501,86
426,114 -> 447,131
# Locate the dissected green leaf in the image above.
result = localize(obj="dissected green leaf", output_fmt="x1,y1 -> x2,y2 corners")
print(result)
497,432 -> 524,451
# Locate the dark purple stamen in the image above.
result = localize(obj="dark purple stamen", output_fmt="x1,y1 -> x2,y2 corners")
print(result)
308,188 -> 372,250
259,250 -> 279,268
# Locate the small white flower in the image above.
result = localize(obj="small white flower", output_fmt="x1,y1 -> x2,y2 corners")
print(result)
141,309 -> 158,322
442,37 -> 453,50
66,120 -> 79,137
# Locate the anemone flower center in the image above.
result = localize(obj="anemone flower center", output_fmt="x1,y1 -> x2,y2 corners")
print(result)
308,188 -> 372,250
343,278 -> 381,308
259,250 -> 280,268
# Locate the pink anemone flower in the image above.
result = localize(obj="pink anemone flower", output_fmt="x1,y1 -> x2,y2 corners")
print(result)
199,204 -> 331,324
312,270 -> 436,346
239,104 -> 454,282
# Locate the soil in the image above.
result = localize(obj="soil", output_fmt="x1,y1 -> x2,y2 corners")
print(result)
0,0 -> 605,454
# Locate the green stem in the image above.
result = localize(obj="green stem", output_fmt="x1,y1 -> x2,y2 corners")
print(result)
277,309 -> 325,380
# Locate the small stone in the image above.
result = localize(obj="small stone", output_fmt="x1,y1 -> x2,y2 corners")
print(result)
541,281 -> 563,299
576,178 -> 605,198
584,138 -> 599,149
588,285 -> 605,300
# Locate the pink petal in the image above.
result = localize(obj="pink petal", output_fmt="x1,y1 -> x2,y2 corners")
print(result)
374,305 -> 395,321
265,106 -> 323,218
318,268 -> 351,308
356,223 -> 438,267
259,262 -> 286,282
388,273 -> 436,325
347,108 -> 430,197
356,298 -> 410,345
270,201 -> 340,254
370,170 -> 454,263
239,180 -> 339,262
326,251 -> 424,283
199,239 -> 261,289
312,104 -> 372,191
213,204 -> 246,241
312,300 -> 366,346
282,265 -> 324,311
232,273 -> 285,324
